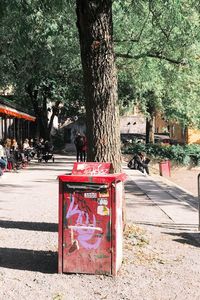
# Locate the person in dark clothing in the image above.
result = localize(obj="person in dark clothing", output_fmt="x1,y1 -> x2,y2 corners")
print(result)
81,135 -> 87,162
128,152 -> 150,175
44,140 -> 53,153
74,132 -> 85,162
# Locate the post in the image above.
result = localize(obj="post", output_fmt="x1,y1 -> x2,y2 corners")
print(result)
198,174 -> 200,231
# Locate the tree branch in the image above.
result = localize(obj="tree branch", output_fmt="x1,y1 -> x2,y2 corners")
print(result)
114,9 -> 150,45
116,51 -> 187,66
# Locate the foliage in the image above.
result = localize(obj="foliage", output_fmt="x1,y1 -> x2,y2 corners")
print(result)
0,0 -> 200,141
51,129 -> 65,150
113,0 -> 200,128
123,142 -> 200,166
0,0 -> 83,138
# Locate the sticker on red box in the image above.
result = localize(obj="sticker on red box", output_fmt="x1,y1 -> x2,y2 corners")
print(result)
84,192 -> 97,199
97,198 -> 108,206
99,191 -> 109,197
97,205 -> 110,216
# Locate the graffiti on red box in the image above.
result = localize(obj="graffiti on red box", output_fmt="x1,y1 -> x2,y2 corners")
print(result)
66,193 -> 102,250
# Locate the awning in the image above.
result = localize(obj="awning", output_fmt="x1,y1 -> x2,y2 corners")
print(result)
0,104 -> 36,122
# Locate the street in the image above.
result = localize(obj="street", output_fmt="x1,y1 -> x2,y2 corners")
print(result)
0,155 -> 200,300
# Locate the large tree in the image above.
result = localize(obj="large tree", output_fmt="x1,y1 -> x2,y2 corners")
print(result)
76,0 -> 121,172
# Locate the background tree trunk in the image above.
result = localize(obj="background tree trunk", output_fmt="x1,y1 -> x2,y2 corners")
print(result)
76,0 -> 121,172
146,116 -> 155,144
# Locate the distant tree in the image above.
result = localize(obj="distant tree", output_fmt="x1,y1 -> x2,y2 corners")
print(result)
0,0 -> 83,139
113,0 -> 200,140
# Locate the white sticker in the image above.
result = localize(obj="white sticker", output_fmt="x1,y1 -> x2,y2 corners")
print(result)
84,192 -> 97,199
98,198 -> 108,205
77,164 -> 85,170
97,206 -> 110,216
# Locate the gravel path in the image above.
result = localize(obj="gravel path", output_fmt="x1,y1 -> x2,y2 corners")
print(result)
0,155 -> 200,300
168,167 -> 200,196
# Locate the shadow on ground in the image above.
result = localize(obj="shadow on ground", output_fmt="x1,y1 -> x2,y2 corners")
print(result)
164,231 -> 200,247
0,248 -> 57,274
134,221 -> 198,231
0,220 -> 58,232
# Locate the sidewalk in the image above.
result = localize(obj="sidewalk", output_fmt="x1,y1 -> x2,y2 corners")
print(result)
0,156 -> 200,300
124,166 -> 199,228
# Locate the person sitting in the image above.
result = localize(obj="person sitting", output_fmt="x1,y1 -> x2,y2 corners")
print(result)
128,152 -> 150,175
44,140 -> 53,153
0,140 -> 7,176
4,138 -> 17,170
11,138 -> 22,169
23,138 -> 33,161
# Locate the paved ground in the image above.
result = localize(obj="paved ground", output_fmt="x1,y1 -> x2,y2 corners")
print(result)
0,155 -> 200,300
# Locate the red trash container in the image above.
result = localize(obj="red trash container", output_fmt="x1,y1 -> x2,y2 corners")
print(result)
58,162 -> 126,276
159,160 -> 171,177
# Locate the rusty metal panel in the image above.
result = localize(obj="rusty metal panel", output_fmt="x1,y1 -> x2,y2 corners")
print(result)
62,183 -> 112,275
112,182 -> 123,276
58,180 -> 64,273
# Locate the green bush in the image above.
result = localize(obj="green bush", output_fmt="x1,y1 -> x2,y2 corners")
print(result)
122,143 -> 200,166
52,131 -> 65,150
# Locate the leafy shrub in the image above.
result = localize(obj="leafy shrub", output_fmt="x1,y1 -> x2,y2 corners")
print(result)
122,142 -> 200,166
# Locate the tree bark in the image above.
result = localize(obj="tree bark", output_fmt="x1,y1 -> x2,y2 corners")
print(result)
146,116 -> 155,144
48,100 -> 61,139
26,84 -> 50,140
76,0 -> 121,172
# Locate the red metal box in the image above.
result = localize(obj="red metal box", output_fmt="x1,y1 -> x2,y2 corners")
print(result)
159,160 -> 171,177
58,163 -> 126,276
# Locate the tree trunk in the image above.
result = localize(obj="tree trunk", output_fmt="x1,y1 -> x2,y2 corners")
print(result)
48,100 -> 61,139
76,0 -> 121,172
146,116 -> 155,144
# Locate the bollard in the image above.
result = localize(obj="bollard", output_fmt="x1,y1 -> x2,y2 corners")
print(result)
198,174 -> 200,231
159,160 -> 171,177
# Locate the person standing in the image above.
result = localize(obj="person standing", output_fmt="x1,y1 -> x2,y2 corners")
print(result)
74,132 -> 85,162
82,134 -> 87,162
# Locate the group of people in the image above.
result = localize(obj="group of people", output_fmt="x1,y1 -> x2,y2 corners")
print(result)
0,133 -> 150,175
0,137 -> 34,176
74,132 -> 87,162
0,137 -> 54,176
74,132 -> 150,175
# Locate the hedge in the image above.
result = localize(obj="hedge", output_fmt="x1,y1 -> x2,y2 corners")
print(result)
122,143 -> 200,166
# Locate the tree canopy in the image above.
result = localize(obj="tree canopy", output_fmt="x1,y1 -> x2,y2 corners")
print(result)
114,0 -> 200,130
0,0 -> 83,138
0,0 -> 200,143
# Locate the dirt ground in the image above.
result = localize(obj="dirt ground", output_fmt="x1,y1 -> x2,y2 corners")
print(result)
125,153 -> 200,196
168,167 -> 200,196
0,155 -> 200,300
149,162 -> 200,196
